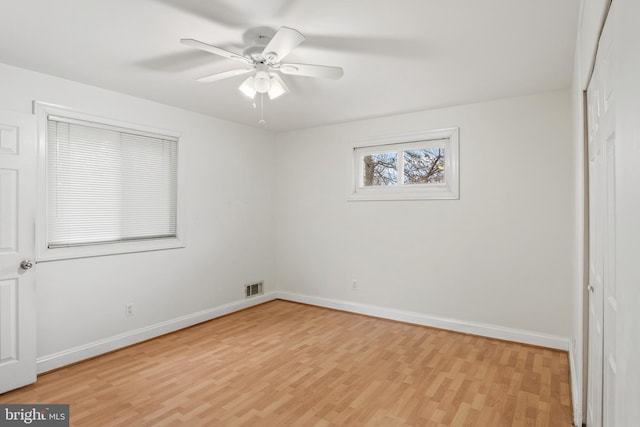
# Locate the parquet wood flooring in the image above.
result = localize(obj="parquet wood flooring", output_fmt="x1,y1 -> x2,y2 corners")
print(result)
0,300 -> 573,426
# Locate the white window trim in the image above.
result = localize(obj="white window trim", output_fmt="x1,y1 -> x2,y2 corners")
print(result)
34,101 -> 186,262
347,127 -> 459,201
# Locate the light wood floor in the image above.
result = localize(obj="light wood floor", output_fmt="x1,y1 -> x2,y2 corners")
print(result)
0,300 -> 573,426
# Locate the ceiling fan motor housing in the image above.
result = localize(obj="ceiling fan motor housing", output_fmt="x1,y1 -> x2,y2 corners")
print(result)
242,34 -> 272,62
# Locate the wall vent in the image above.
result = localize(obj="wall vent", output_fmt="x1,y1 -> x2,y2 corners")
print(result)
245,281 -> 263,298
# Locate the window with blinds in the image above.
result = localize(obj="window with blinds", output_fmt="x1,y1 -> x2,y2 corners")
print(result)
46,115 -> 178,248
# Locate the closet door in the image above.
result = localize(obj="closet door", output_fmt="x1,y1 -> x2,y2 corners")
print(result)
586,7 -> 617,426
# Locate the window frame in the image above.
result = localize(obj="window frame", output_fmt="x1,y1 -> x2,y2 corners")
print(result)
348,127 -> 459,201
35,102 -> 186,262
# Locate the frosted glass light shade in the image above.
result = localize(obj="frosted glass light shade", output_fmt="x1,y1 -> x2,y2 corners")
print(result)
239,76 -> 257,98
268,78 -> 286,100
254,71 -> 271,93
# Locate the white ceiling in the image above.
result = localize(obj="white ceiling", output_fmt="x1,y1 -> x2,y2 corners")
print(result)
0,0 -> 579,131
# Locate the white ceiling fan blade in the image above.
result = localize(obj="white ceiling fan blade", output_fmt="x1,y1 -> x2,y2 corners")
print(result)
181,38 -> 251,63
196,68 -> 253,83
268,73 -> 289,100
279,63 -> 344,80
262,27 -> 305,63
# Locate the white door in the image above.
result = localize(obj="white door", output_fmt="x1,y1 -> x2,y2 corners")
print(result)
586,8 -> 617,426
0,109 -> 37,393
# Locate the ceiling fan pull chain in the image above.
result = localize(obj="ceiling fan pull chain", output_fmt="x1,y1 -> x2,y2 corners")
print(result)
259,93 -> 265,125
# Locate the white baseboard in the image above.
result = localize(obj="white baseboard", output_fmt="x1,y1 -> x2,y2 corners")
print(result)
276,291 -> 570,351
36,291 -> 278,373
36,290 -> 570,374
569,344 -> 582,426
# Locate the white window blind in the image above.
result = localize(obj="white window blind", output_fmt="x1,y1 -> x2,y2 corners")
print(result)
47,115 -> 178,248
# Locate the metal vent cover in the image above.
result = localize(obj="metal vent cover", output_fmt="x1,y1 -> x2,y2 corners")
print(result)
245,281 -> 263,297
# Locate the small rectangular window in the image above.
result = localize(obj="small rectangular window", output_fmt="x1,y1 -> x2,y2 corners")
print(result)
349,128 -> 459,201
36,104 -> 184,260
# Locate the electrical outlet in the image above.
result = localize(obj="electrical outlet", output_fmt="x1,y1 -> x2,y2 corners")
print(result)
352,279 -> 357,290
125,303 -> 134,317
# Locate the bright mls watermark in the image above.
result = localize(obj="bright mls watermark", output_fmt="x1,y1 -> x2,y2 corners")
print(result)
0,405 -> 68,426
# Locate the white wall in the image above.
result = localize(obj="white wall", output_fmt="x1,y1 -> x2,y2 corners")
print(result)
276,91 -> 574,341
0,63 -> 277,366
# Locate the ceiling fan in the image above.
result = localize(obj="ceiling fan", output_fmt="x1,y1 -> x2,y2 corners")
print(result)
181,27 -> 344,101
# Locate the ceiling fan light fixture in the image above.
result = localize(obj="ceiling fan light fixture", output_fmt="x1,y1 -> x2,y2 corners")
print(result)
239,76 -> 257,98
254,71 -> 271,93
268,78 -> 286,100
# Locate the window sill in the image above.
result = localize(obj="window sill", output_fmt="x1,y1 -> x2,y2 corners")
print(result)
348,185 -> 459,201
36,237 -> 185,262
